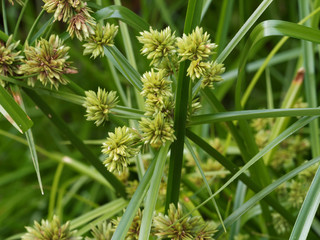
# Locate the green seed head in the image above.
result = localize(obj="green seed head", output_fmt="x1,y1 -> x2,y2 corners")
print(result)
201,61 -> 225,89
83,88 -> 119,126
22,215 -> 81,240
83,23 -> 119,58
138,26 -> 176,66
85,222 -> 113,240
102,126 -> 141,173
176,27 -> 217,61
20,35 -> 77,89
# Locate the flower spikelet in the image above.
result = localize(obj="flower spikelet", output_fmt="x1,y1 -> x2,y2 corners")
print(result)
83,23 -> 119,58
137,27 -> 176,66
141,69 -> 172,100
193,222 -> 216,240
139,113 -> 175,148
0,35 -> 22,87
22,215 -> 81,240
43,0 -> 80,22
20,35 -> 77,89
102,126 -> 141,173
67,4 -> 96,41
153,203 -> 201,239
145,97 -> 174,118
112,208 -> 143,240
83,88 -> 118,126
85,222 -> 113,240
176,27 -> 217,61
201,61 -> 225,89
187,59 -> 210,81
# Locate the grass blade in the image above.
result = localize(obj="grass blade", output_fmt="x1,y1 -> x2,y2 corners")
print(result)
94,5 -> 149,32
0,84 -> 33,133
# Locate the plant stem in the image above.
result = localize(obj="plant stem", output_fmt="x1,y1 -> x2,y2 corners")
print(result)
2,0 -> 8,35
13,0 -> 29,40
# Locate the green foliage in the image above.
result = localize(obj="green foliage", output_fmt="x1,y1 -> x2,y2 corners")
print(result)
1,0 -> 320,240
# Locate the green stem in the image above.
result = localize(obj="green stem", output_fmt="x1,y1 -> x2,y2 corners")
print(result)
23,88 -> 127,198
48,162 -> 64,220
2,0 -> 8,35
165,0 -> 203,211
13,0 -> 29,40
24,9 -> 45,46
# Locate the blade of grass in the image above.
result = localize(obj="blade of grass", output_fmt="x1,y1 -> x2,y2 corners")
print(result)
165,0 -> 203,211
94,5 -> 149,32
138,142 -> 171,240
2,0 -> 8,35
13,0 -> 29,40
111,152 -> 157,240
189,107 -> 320,125
185,139 -> 226,232
215,156 -> 320,238
216,0 -> 274,63
23,88 -> 127,198
0,84 -> 33,133
299,0 -> 320,158
104,46 -> 142,91
48,162 -> 64,220
184,115 -> 319,229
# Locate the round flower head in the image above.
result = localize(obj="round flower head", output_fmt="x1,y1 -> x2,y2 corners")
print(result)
153,203 -> 201,239
102,126 -> 141,173
187,59 -> 210,81
201,61 -> 225,89
85,222 -> 113,240
176,26 -> 217,61
20,34 -> 77,89
83,23 -> 119,58
139,113 -> 176,148
137,26 -> 176,66
67,4 -> 96,41
0,35 -> 22,86
83,88 -> 119,126
22,215 -> 81,240
141,69 -> 172,100
43,0 -> 80,22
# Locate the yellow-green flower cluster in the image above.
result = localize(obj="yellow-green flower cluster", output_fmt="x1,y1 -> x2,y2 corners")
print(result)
139,69 -> 175,148
153,203 -> 216,239
102,126 -> 141,173
85,222 -> 113,240
42,0 -> 96,41
22,215 -> 81,240
137,27 -> 176,67
83,88 -> 119,126
0,35 -> 22,87
83,23 -> 119,58
20,35 -> 77,89
138,26 -> 225,89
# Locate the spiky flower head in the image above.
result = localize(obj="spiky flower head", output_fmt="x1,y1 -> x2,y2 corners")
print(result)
176,27 -> 217,61
83,88 -> 119,126
42,0 -> 80,22
20,34 -> 77,89
141,69 -> 172,100
83,23 -> 119,58
85,222 -> 113,240
102,126 -> 141,173
201,61 -> 225,89
112,208 -> 143,240
153,203 -> 201,240
0,35 -> 22,77
194,222 -> 217,240
272,212 -> 290,235
67,4 -> 96,41
137,26 -> 176,66
145,96 -> 174,118
22,215 -> 81,240
140,113 -> 175,148
187,59 -> 210,81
